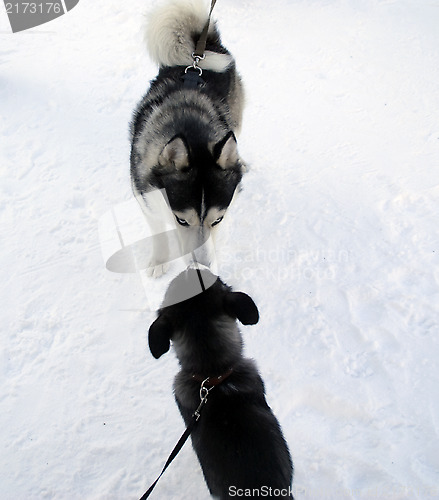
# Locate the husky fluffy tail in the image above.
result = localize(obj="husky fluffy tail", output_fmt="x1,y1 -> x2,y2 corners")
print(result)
145,0 -> 233,72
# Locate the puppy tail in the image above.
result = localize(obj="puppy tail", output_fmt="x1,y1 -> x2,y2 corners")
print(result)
145,0 -> 233,72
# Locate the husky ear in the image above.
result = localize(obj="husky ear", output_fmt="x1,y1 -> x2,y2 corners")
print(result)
224,292 -> 259,325
158,136 -> 189,170
148,315 -> 172,359
214,132 -> 239,169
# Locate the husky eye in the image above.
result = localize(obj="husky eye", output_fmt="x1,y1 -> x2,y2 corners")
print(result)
211,216 -> 224,227
175,215 -> 190,227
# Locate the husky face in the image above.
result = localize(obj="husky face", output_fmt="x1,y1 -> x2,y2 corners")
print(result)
147,131 -> 243,264
172,206 -> 226,265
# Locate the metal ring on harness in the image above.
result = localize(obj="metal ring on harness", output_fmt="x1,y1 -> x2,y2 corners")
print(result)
200,377 -> 213,401
185,52 -> 205,76
184,64 -> 203,76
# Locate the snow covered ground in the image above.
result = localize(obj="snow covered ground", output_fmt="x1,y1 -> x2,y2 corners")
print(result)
1,0 -> 439,498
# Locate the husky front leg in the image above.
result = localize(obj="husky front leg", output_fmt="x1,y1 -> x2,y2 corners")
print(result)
146,223 -> 170,278
132,184 -> 173,278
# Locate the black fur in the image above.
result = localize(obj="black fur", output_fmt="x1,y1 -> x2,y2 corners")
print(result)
148,269 -> 294,499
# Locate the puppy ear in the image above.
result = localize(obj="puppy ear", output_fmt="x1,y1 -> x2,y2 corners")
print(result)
213,131 -> 240,169
158,136 -> 189,170
148,315 -> 172,359
224,292 -> 259,325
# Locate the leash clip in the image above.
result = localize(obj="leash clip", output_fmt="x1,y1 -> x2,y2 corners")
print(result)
193,377 -> 213,421
192,52 -> 206,63
185,52 -> 205,76
199,377 -> 211,401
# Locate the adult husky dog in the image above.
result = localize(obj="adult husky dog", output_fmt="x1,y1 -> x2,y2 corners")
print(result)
130,0 -> 245,276
148,268 -> 294,499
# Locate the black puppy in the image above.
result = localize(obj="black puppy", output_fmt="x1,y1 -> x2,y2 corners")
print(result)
148,269 -> 294,499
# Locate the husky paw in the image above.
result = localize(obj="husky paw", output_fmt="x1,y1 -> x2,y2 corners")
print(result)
145,262 -> 170,278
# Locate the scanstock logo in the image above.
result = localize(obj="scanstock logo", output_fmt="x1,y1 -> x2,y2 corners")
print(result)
4,0 -> 80,32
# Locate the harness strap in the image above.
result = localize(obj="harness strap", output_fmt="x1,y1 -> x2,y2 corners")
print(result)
192,367 -> 234,386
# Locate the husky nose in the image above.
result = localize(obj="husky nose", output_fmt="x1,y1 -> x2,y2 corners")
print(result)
191,244 -> 211,268
191,228 -> 215,269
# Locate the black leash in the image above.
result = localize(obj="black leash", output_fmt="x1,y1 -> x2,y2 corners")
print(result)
191,252 -> 207,292
139,419 -> 196,500
194,0 -> 217,58
183,0 -> 217,89
139,379 -> 214,499
140,4 -> 220,496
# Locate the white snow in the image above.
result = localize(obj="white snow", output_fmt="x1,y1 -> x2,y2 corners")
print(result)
1,0 -> 439,499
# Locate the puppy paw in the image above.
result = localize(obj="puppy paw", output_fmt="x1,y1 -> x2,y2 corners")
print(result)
145,262 -> 170,278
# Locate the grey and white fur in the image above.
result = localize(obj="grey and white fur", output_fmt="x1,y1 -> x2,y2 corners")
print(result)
130,0 -> 246,275
148,269 -> 294,499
